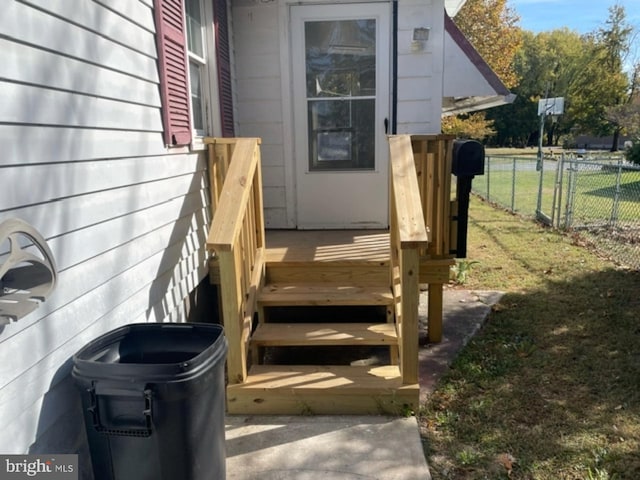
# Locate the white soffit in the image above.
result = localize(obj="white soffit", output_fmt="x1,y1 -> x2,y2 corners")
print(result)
442,14 -> 514,115
444,0 -> 467,17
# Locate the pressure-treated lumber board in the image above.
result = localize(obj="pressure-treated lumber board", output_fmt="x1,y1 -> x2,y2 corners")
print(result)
207,138 -> 261,251
388,136 -> 430,248
400,248 -> 420,385
258,284 -> 394,306
419,258 -> 455,284
265,262 -> 389,285
251,323 -> 398,347
265,229 -> 390,263
226,365 -> 418,415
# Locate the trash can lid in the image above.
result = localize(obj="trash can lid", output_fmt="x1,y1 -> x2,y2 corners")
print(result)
72,323 -> 227,383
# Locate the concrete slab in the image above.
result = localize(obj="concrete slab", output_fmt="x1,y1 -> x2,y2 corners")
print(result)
225,415 -> 431,480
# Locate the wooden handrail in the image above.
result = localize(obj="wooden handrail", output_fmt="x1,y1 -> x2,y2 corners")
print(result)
388,135 -> 430,385
388,134 -> 455,384
389,136 -> 430,248
205,137 -> 265,384
207,138 -> 262,251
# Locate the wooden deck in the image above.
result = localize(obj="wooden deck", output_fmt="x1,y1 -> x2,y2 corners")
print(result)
231,228 -> 413,415
206,135 -> 456,415
265,230 -> 390,263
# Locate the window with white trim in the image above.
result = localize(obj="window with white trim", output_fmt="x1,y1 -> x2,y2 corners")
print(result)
155,0 -> 231,144
185,0 -> 209,136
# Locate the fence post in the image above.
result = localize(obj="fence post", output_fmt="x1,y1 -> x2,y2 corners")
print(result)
486,155 -> 491,203
550,154 -> 561,227
536,151 -> 544,217
565,160 -> 577,229
511,157 -> 517,212
554,153 -> 565,228
610,159 -> 623,227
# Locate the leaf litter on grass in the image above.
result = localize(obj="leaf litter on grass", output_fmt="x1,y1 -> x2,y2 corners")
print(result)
420,199 -> 640,480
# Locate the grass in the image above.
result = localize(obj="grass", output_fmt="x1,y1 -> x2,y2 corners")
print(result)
473,157 -> 556,216
419,198 -> 640,479
473,156 -> 640,224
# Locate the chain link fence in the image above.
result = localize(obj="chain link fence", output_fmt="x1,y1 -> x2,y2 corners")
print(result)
472,153 -> 640,269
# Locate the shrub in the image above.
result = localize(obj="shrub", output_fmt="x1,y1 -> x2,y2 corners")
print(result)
624,139 -> 640,165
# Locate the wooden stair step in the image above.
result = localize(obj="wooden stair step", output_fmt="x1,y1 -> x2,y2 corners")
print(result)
251,323 -> 398,347
265,260 -> 389,285
227,365 -> 418,415
258,284 -> 393,306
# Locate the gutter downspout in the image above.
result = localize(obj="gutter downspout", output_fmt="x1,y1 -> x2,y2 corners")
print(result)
392,1 -> 398,134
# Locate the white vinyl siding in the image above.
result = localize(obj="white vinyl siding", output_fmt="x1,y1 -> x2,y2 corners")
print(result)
396,0 -> 443,133
232,2 -> 288,227
0,0 -> 211,466
231,0 -> 443,228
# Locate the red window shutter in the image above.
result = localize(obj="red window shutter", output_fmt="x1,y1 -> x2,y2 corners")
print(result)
154,0 -> 192,146
213,0 -> 235,137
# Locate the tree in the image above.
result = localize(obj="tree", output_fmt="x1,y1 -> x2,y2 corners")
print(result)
486,3 -> 637,149
454,0 -> 522,89
609,63 -> 640,164
606,62 -> 640,149
486,90 -> 537,146
442,112 -> 496,139
487,28 -> 588,147
571,4 -> 633,150
448,0 -> 522,142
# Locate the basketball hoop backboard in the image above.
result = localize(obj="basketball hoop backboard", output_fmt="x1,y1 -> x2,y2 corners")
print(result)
538,97 -> 564,116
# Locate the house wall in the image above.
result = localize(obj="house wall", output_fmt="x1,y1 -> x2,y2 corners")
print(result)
0,0 -> 213,471
231,0 -> 444,228
396,0 -> 444,134
232,1 -> 289,227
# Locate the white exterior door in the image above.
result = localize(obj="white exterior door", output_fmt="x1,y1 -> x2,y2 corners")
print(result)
291,3 -> 391,229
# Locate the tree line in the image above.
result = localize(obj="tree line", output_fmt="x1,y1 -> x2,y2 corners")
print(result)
446,0 -> 640,160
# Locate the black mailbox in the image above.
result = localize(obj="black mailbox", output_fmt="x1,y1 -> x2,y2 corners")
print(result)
452,139 -> 485,177
450,140 -> 485,258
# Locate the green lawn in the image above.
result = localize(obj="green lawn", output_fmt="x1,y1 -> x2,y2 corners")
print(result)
419,199 -> 640,479
472,157 -> 640,225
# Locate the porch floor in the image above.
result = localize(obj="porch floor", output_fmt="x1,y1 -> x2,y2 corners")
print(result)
265,229 -> 390,263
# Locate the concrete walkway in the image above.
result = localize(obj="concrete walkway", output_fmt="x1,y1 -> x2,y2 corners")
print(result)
226,415 -> 429,480
225,288 -> 503,480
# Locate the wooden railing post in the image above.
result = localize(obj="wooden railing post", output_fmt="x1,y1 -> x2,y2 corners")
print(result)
399,247 -> 420,384
388,135 -> 430,385
389,134 -> 456,382
206,138 -> 265,386
410,135 -> 455,343
217,247 -> 247,384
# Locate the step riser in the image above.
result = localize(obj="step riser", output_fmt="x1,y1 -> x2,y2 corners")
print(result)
258,285 -> 394,308
251,323 -> 398,347
266,263 -> 389,285
227,391 -> 418,415
259,305 -> 391,325
227,365 -> 416,415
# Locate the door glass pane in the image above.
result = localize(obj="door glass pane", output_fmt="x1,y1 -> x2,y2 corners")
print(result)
308,99 -> 375,170
304,19 -> 376,171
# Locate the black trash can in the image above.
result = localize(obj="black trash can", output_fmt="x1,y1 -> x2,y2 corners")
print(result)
72,323 -> 227,480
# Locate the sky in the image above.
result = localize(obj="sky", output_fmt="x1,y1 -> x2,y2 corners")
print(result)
511,0 -> 640,35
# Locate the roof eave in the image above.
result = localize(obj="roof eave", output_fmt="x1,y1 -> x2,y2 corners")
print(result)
442,93 -> 517,116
